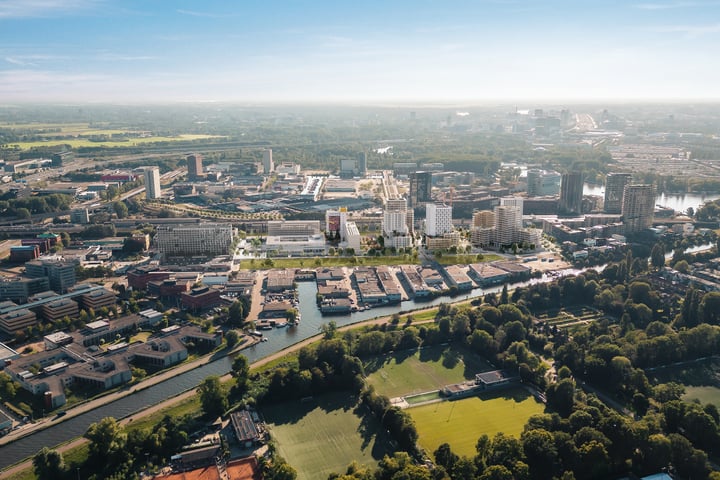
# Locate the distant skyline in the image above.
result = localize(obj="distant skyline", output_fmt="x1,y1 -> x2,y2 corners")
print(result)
1,0 -> 720,103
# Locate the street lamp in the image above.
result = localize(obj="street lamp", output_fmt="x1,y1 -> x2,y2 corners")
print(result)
76,467 -> 80,480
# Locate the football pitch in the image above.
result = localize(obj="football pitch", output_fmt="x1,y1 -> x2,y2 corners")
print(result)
408,388 -> 545,457
263,393 -> 392,480
364,344 -> 494,398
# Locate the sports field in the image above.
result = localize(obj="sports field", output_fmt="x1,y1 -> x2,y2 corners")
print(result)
263,393 -> 392,480
409,388 -> 545,457
365,344 -> 494,398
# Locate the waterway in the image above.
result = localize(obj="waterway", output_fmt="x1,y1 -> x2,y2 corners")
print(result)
0,268 -> 594,470
584,184 -> 720,213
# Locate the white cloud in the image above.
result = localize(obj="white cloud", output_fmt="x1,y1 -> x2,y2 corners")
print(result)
634,1 -> 720,9
0,0 -> 104,18
650,22 -> 720,36
176,9 -> 239,18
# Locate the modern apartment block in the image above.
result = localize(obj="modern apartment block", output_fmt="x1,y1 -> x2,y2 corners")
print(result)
622,184 -> 655,234
559,171 -> 583,215
143,166 -> 162,200
187,153 -> 204,180
425,203 -> 453,237
604,173 -> 632,214
155,223 -> 234,257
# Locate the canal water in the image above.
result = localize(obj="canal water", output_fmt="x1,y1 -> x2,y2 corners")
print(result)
0,268 -> 591,469
584,184 -> 720,212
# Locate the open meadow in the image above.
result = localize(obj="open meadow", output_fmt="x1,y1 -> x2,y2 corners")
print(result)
263,393 -> 392,480
647,358 -> 720,407
364,344 -> 495,398
409,388 -> 545,457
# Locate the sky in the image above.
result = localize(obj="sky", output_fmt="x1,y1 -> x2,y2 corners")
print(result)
1,0 -> 720,103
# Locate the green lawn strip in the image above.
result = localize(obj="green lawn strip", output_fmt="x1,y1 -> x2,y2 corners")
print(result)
365,345 -> 494,398
263,392 -> 392,480
239,256 -> 419,269
125,395 -> 202,434
436,254 -> 502,265
409,388 -> 545,457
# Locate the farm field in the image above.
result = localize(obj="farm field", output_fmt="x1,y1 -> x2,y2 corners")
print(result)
364,344 -> 495,398
263,393 -> 392,480
409,388 -> 545,457
7,133 -> 222,150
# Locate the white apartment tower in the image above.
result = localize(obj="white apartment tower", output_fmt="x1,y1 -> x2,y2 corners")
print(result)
425,203 -> 453,237
263,149 -> 274,174
383,199 -> 409,236
622,184 -> 655,234
494,205 -> 521,245
143,167 -> 162,200
500,197 -> 524,230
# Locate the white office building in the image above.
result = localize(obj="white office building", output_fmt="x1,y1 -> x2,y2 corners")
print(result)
143,167 -> 162,200
425,203 -> 453,237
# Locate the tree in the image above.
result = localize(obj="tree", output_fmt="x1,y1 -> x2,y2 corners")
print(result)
225,329 -> 240,348
228,299 -> 247,326
522,429 -> 557,480
650,243 -> 665,270
500,284 -> 509,304
231,355 -> 250,398
321,320 -> 338,339
197,376 -> 228,417
32,447 -> 65,479
434,443 -> 459,474
112,201 -> 129,219
84,417 -> 127,466
264,456 -> 297,480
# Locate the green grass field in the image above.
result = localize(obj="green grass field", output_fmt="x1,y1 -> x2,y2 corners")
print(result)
364,345 -> 494,398
437,254 -> 502,265
263,393 -> 392,480
647,358 -> 720,408
683,386 -> 720,407
409,388 -> 545,457
6,134 -> 222,150
239,255 -> 420,269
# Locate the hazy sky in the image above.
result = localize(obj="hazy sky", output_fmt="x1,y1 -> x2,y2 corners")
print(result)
1,0 -> 719,103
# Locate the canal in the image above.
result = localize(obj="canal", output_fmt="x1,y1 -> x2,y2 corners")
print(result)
0,266 -> 590,469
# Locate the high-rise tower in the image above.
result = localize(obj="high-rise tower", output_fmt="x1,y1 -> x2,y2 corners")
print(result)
263,149 -> 274,174
559,171 -> 583,215
186,153 -> 203,180
409,171 -> 432,207
143,167 -> 162,200
622,184 -> 655,234
604,173 -> 632,214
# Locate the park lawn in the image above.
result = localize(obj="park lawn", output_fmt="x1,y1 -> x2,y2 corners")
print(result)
239,255 -> 419,269
683,386 -> 720,407
409,388 -> 545,457
263,392 -> 392,480
364,344 -> 494,398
